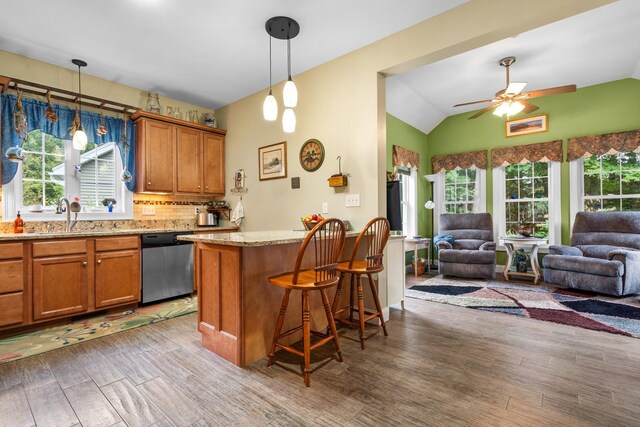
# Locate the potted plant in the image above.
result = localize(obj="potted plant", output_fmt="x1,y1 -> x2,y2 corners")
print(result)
513,249 -> 529,273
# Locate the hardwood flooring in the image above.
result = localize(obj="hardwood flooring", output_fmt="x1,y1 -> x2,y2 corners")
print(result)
1,273 -> 640,426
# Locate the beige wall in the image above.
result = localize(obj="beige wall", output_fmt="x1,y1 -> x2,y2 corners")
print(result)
217,0 -> 613,232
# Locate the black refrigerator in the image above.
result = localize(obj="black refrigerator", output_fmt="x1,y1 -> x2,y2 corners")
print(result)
386,181 -> 402,231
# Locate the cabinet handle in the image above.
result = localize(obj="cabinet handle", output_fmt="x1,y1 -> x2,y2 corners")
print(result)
205,186 -> 208,190
148,182 -> 152,185
198,185 -> 201,189
82,261 -> 88,266
97,259 -> 102,264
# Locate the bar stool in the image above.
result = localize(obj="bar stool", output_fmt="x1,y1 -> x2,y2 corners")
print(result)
331,217 -> 390,349
267,218 -> 346,387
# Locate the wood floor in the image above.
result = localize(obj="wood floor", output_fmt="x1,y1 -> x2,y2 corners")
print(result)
2,274 -> 640,426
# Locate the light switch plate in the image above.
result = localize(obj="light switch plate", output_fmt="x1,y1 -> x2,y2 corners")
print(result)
345,194 -> 360,207
322,202 -> 328,214
142,206 -> 156,216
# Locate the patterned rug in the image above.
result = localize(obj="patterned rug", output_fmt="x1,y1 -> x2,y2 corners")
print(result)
406,276 -> 640,338
0,296 -> 197,364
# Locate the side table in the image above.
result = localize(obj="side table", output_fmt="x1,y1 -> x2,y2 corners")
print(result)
502,237 -> 548,284
404,237 -> 432,277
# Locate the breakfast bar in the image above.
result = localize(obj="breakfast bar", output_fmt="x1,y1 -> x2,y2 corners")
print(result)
178,230 -> 366,367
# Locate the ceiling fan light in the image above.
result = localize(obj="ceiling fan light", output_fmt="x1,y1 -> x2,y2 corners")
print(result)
72,129 -> 88,150
283,79 -> 298,108
493,102 -> 510,116
282,108 -> 296,133
263,91 -> 278,121
507,101 -> 525,116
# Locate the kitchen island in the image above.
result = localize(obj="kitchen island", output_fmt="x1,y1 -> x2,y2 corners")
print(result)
179,230 -> 363,367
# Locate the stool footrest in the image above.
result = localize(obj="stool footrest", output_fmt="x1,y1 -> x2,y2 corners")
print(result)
275,343 -> 304,358
278,325 -> 303,340
311,336 -> 335,350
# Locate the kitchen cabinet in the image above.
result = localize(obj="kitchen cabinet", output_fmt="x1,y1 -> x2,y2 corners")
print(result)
132,111 -> 226,196
176,127 -> 203,193
32,239 -> 89,321
203,133 -> 225,194
95,237 -> 140,308
0,243 -> 27,328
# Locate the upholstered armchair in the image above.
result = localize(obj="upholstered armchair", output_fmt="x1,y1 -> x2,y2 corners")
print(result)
543,211 -> 640,296
436,213 -> 496,280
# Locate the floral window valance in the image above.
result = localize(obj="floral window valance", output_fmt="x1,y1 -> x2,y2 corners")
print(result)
492,140 -> 562,167
431,150 -> 487,173
567,129 -> 640,161
392,145 -> 419,170
1,93 -> 136,191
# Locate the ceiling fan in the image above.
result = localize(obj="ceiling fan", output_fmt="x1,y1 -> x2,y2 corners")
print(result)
454,56 -> 576,119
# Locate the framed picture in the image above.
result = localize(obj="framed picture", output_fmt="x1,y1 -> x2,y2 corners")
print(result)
258,141 -> 287,181
506,114 -> 548,137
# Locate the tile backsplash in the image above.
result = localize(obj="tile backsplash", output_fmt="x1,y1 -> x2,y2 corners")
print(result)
0,190 -> 229,233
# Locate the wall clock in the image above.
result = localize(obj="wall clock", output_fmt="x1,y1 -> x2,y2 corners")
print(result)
299,138 -> 325,172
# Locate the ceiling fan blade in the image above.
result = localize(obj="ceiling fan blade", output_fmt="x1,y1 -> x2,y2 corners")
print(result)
453,99 -> 495,107
525,84 -> 576,99
520,100 -> 539,114
468,103 -> 499,119
505,82 -> 527,95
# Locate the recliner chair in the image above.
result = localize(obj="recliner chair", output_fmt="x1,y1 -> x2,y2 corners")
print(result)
435,213 -> 496,280
543,211 -> 640,296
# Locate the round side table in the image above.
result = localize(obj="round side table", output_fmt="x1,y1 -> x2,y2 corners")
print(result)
502,237 -> 548,284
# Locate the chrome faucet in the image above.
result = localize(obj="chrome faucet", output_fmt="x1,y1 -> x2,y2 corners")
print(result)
56,197 -> 79,232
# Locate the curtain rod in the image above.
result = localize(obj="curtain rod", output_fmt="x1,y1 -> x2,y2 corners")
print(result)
0,75 -> 140,116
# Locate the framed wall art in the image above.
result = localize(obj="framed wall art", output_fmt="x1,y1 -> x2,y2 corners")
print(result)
258,141 -> 287,180
506,114 -> 548,137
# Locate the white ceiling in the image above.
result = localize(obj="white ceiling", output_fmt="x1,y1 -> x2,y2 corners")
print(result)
0,0 -> 466,109
388,0 -> 640,133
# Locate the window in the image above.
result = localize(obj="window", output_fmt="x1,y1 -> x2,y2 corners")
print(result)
2,130 -> 132,221
569,151 -> 640,229
504,162 -> 549,237
21,130 -> 66,208
444,168 -> 478,214
582,152 -> 640,211
399,167 -> 417,238
430,168 -> 486,234
493,161 -> 561,245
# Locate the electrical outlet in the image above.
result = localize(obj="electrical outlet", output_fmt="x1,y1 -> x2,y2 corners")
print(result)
345,194 -> 360,207
142,206 -> 156,216
322,202 -> 328,214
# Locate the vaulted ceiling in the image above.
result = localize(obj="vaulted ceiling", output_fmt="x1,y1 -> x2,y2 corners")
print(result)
387,0 -> 640,134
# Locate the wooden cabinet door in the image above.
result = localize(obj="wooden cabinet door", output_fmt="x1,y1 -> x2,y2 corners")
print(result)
33,255 -> 89,320
95,250 -> 140,309
176,127 -> 202,193
144,120 -> 174,192
203,133 -> 225,194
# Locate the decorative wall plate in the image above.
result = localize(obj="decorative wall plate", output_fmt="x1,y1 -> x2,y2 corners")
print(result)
299,138 -> 325,172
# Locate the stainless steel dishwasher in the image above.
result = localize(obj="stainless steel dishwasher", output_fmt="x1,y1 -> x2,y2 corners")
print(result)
141,232 -> 194,304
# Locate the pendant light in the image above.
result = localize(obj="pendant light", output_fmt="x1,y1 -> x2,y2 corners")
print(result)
283,37 -> 298,108
282,108 -> 296,133
264,16 -> 300,132
262,35 -> 278,121
71,59 -> 88,150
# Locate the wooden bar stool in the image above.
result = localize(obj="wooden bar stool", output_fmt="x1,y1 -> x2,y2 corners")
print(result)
330,217 -> 390,349
267,218 -> 346,387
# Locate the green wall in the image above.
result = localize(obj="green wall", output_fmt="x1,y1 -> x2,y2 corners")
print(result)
427,78 -> 640,247
386,114 -> 430,263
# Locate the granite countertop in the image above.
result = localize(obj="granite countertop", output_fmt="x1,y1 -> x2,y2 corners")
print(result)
0,225 -> 239,241
178,229 -> 361,247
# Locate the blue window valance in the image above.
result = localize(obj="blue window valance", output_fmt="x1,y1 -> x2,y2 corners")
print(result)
1,93 -> 136,191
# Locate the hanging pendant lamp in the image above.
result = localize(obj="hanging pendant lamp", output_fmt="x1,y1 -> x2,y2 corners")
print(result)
262,35 -> 278,121
264,16 -> 300,132
71,59 -> 88,150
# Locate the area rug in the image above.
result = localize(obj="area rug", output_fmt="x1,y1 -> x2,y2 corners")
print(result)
0,296 -> 197,364
406,276 -> 640,338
